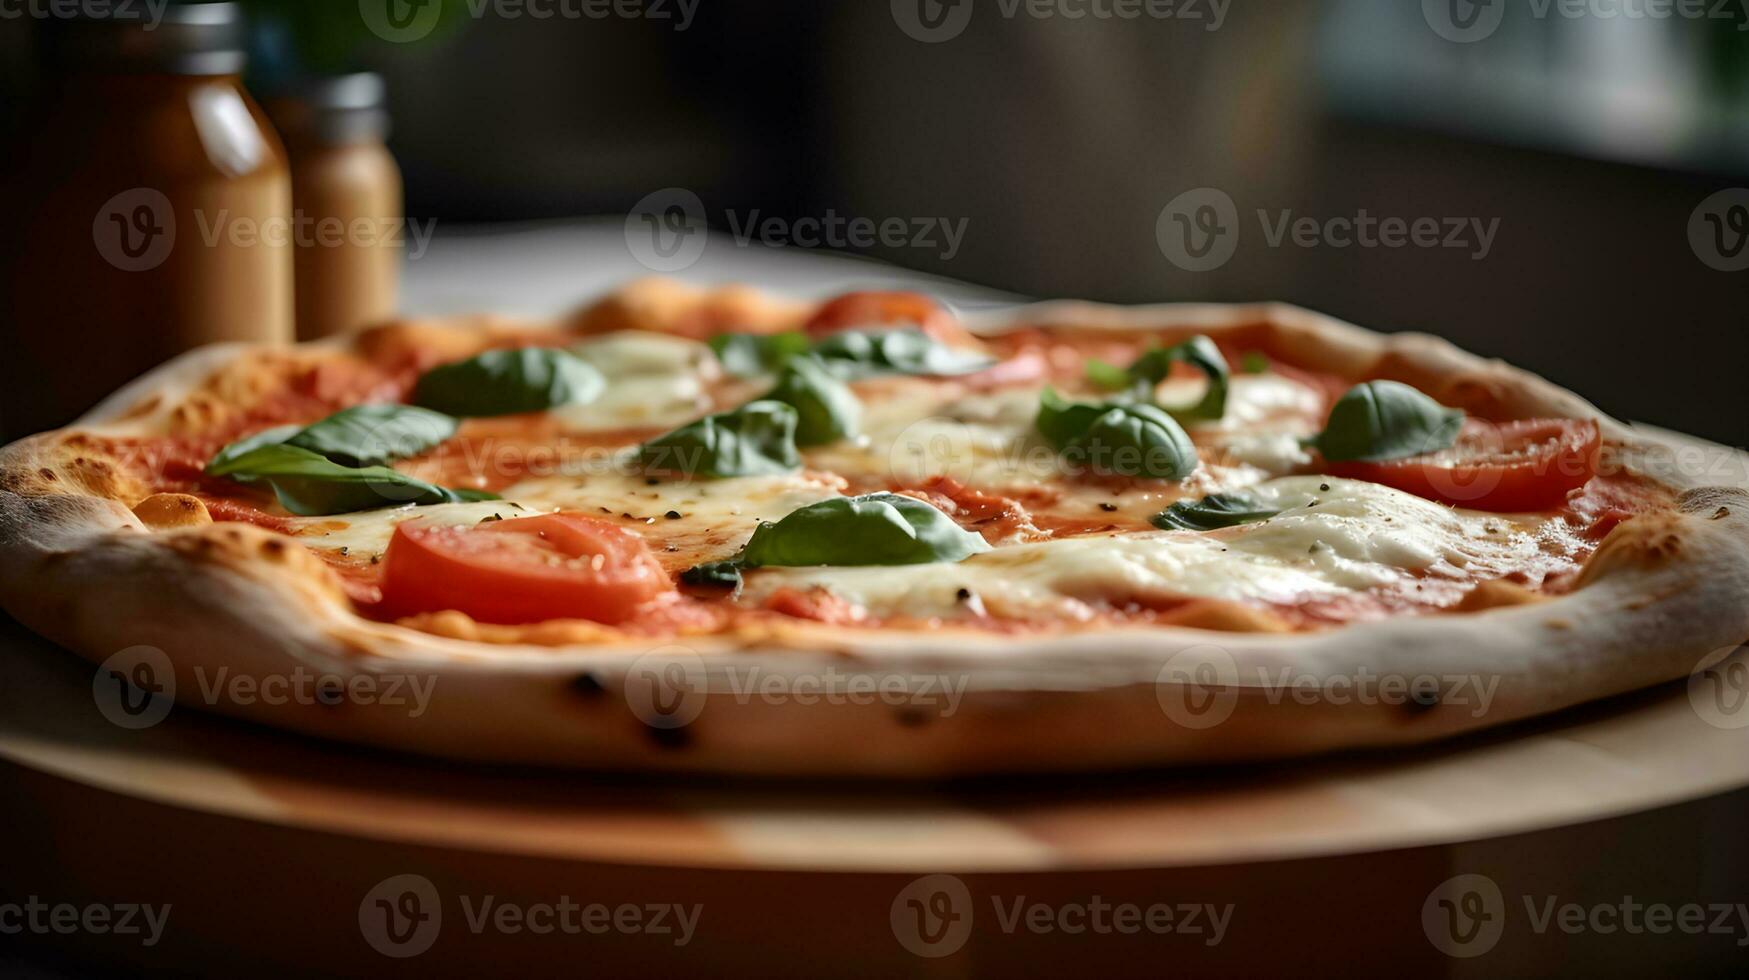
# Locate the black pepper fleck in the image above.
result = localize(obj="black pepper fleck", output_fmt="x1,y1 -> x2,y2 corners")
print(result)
665,510 -> 683,520
1099,503 -> 1119,513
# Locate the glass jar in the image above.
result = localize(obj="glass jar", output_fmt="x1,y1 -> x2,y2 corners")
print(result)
265,72 -> 404,341
2,2 -> 292,439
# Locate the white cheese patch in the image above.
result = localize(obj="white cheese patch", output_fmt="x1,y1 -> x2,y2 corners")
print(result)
287,457 -> 845,567
735,477 -> 1549,619
551,332 -> 720,431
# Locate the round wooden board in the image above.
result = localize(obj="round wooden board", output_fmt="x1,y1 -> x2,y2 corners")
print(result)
4,614 -> 1748,977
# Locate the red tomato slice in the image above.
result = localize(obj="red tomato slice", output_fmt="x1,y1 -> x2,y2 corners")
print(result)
803,290 -> 973,346
1329,418 -> 1601,512
379,513 -> 671,624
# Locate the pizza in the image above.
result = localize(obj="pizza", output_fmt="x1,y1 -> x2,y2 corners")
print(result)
2,278 -> 1745,776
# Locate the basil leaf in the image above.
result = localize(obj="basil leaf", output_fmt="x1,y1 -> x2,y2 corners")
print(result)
764,355 -> 860,447
280,405 -> 458,468
1085,358 -> 1133,392
740,493 -> 990,568
638,400 -> 801,479
810,328 -> 994,379
212,444 -> 496,516
680,560 -> 744,590
1316,380 -> 1463,463
709,331 -> 811,378
1127,335 -> 1229,421
1068,403 -> 1198,480
413,347 -> 605,417
206,425 -> 301,477
1240,351 -> 1270,374
1036,388 -> 1111,450
1152,492 -> 1280,531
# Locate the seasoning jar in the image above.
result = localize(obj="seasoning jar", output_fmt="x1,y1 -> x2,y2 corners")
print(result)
2,2 -> 292,439
265,73 -> 404,341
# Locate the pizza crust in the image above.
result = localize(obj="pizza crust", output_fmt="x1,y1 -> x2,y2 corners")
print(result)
2,280 -> 1746,776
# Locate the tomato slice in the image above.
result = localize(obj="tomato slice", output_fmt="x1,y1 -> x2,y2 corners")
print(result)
378,513 -> 671,624
803,290 -> 971,345
1328,418 -> 1601,512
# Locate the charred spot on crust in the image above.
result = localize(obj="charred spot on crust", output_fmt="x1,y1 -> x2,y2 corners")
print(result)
570,672 -> 606,698
895,708 -> 932,728
645,723 -> 692,749
37,468 -> 56,482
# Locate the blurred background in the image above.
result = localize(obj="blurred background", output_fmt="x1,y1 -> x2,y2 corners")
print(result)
1,0 -> 1747,442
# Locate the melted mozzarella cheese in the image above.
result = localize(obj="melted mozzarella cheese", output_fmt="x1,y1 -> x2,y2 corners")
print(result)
550,332 -> 719,431
287,458 -> 845,567
735,477 -> 1551,619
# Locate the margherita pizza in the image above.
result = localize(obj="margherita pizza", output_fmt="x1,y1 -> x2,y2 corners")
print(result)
2,279 -> 1745,775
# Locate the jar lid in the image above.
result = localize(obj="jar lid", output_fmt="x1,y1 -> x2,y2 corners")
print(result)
44,2 -> 248,76
265,73 -> 392,146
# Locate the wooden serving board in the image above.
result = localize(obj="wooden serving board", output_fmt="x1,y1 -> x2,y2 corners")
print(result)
3,613 -> 1747,978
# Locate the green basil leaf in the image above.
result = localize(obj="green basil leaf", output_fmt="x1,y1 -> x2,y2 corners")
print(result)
1127,335 -> 1229,421
740,493 -> 990,568
709,331 -> 811,377
211,444 -> 496,516
206,425 -> 302,477
638,400 -> 801,479
1036,387 -> 1111,451
1085,358 -> 1133,392
810,328 -> 994,379
680,560 -> 744,590
1240,351 -> 1270,374
1068,403 -> 1198,480
281,404 -> 458,468
413,347 -> 605,417
1316,380 -> 1463,463
1152,492 -> 1280,531
764,354 -> 861,447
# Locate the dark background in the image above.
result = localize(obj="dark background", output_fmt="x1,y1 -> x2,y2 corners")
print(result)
2,0 -> 1747,443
